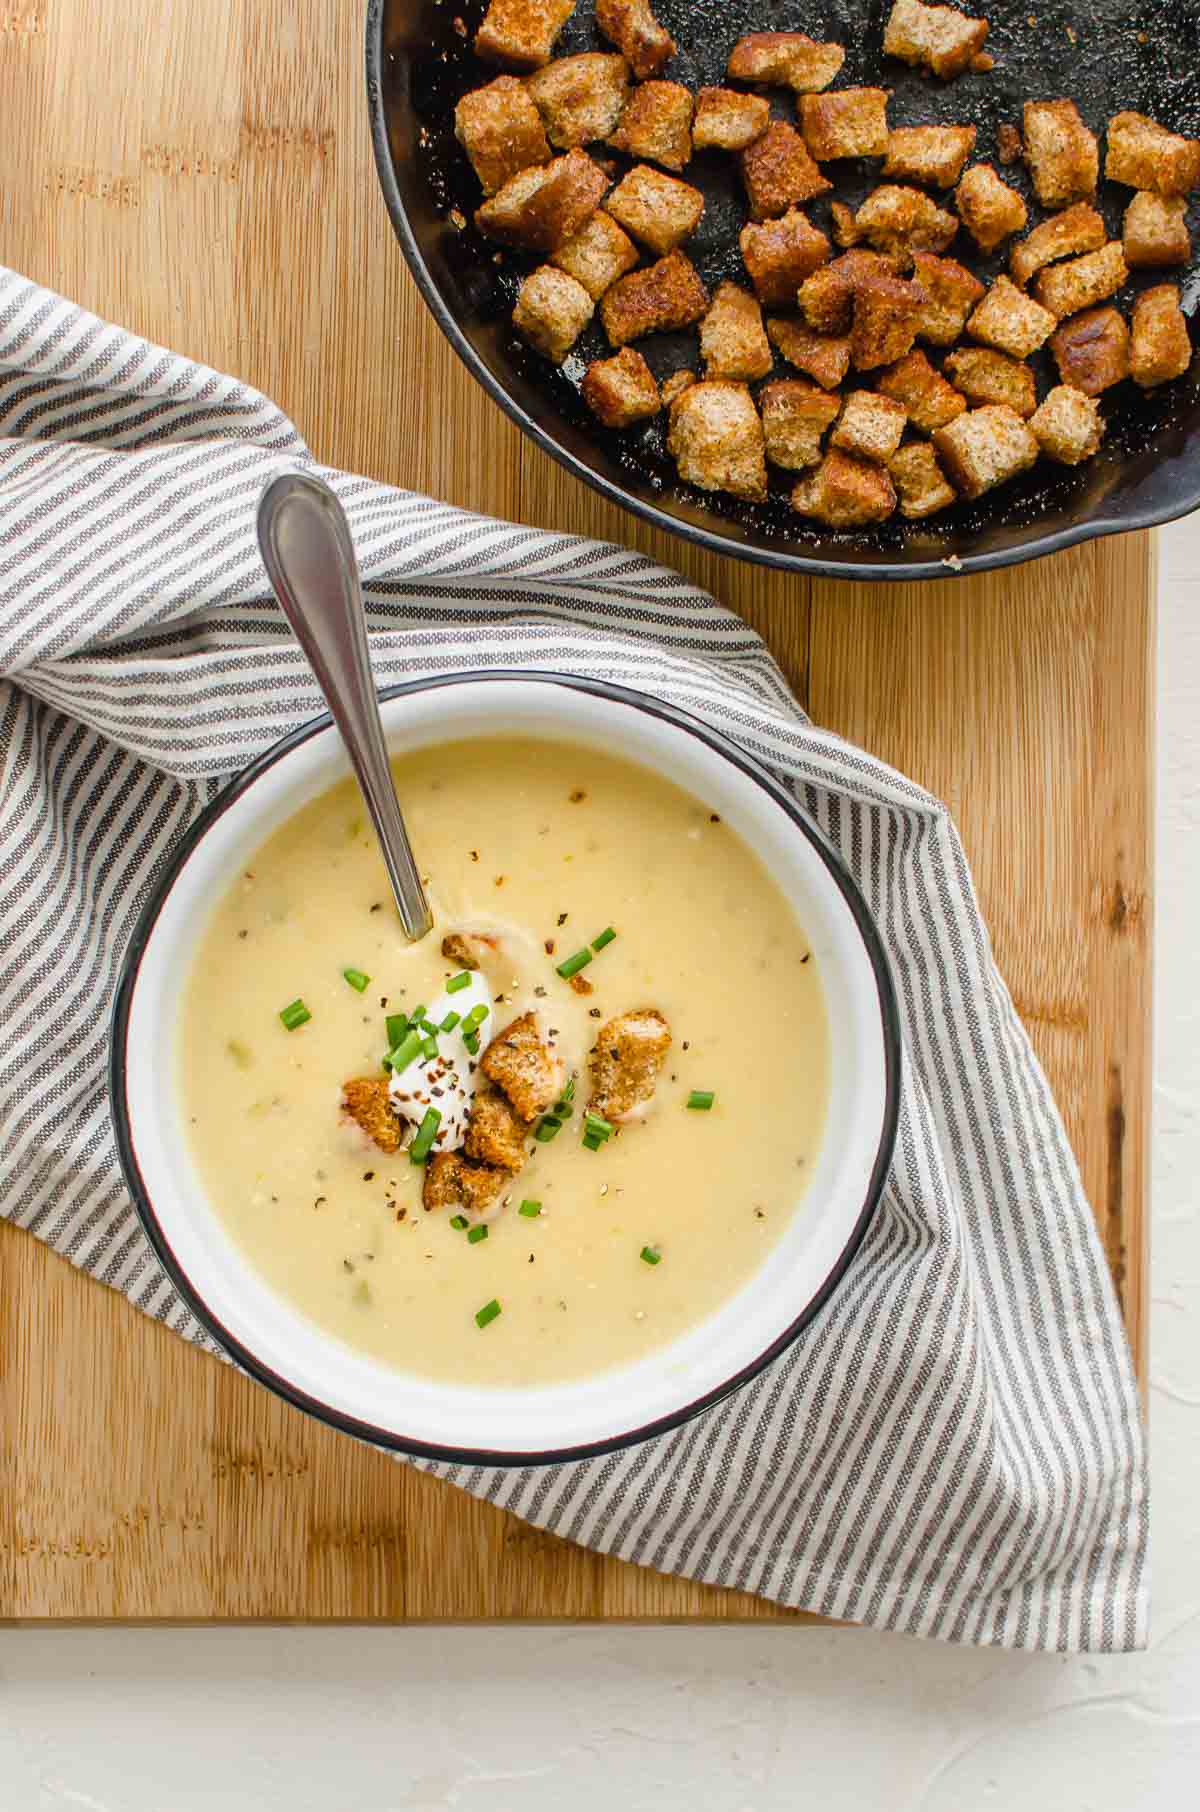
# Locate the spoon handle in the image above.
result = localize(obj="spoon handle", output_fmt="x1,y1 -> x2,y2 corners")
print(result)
256,470 -> 433,943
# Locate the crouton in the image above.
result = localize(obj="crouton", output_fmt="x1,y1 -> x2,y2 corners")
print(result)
1029,385 -> 1104,464
1105,111 -> 1200,197
341,1076 -> 403,1155
463,1083 -> 530,1172
661,369 -> 697,406
667,381 -> 768,501
600,249 -> 708,344
1050,306 -> 1132,395
480,1011 -> 563,1121
883,124 -> 977,188
933,405 -> 1038,498
526,53 -> 631,149
1130,284 -> 1192,389
997,123 -> 1023,166
1022,100 -> 1099,207
888,442 -> 958,517
830,200 -> 860,249
608,80 -> 694,171
759,378 -> 841,470
851,271 -> 928,371
832,389 -> 908,462
551,209 -> 639,297
604,164 -> 705,254
726,32 -> 846,93
739,209 -> 830,307
1123,192 -> 1191,269
512,265 -> 594,361
455,77 -> 551,196
588,1008 -> 672,1121
955,163 -> 1027,252
967,274 -> 1056,358
796,263 -> 855,334
741,120 -> 831,219
475,0 -> 575,71
800,89 -> 890,161
441,932 -> 480,970
595,0 -> 675,80
943,345 -> 1037,416
1034,240 -> 1128,320
700,281 -> 773,381
851,184 -> 959,256
877,348 -> 967,432
475,149 -> 608,251
693,87 -> 771,152
791,450 -> 898,525
422,1151 -> 509,1217
581,346 -> 661,426
1009,202 -> 1107,288
910,250 -> 986,345
766,316 -> 853,390
882,0 -> 989,81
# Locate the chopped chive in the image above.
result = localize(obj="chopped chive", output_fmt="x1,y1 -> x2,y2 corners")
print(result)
410,1003 -> 426,1023
279,999 -> 311,1031
591,927 -> 616,951
449,1214 -> 469,1231
385,1012 -> 408,1049
467,1223 -> 489,1245
462,1002 -> 490,1032
343,967 -> 370,993
446,971 -> 472,994
534,1115 -> 563,1143
388,1028 -> 424,1074
408,1106 -> 442,1165
440,1010 -> 462,1033
687,1089 -> 716,1111
559,1076 -> 577,1107
518,1199 -> 542,1218
640,1245 -> 662,1266
463,1030 -> 480,1056
555,947 -> 593,980
583,1112 -> 614,1140
582,1132 -> 605,1152
421,1033 -> 439,1060
475,1298 -> 501,1329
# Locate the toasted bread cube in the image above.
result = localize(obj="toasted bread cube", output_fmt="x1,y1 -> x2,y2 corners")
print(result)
933,405 -> 1038,498
480,1011 -> 563,1120
475,0 -> 575,70
741,121 -> 831,219
1106,111 -> 1200,197
476,149 -> 608,251
883,124 -> 977,188
882,0 -> 989,80
1009,202 -> 1107,287
595,0 -> 675,80
766,316 -> 853,389
608,80 -> 694,171
1029,385 -> 1104,464
455,77 -> 551,195
1050,306 -> 1131,395
759,378 -> 841,470
604,164 -> 705,254
423,1151 -> 509,1217
801,88 -> 890,161
693,87 -> 771,152
877,348 -> 966,432
512,265 -> 594,361
1130,284 -> 1192,389
1123,192 -> 1191,269
464,1084 -> 530,1171
589,1009 -> 673,1121
739,209 -> 830,307
851,271 -> 928,371
551,209 -> 638,298
341,1076 -> 403,1155
831,389 -> 908,462
700,281 -> 773,381
852,184 -> 959,256
791,450 -> 897,525
830,200 -> 860,249
667,381 -> 768,501
661,369 -> 697,406
1034,240 -> 1128,320
600,249 -> 708,345
727,32 -> 846,93
967,274 -> 1056,358
955,163 -> 1027,252
910,250 -> 986,345
888,442 -> 957,517
1022,100 -> 1099,207
943,346 -> 1037,416
526,53 -> 631,149
581,346 -> 661,426
797,264 -> 854,334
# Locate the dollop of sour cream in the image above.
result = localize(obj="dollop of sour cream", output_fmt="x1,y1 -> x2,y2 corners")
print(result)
387,969 -> 493,1154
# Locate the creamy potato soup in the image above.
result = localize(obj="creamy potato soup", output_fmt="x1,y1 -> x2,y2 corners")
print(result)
179,737 -> 829,1387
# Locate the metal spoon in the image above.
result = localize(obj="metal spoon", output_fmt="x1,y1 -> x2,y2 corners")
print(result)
256,470 -> 433,942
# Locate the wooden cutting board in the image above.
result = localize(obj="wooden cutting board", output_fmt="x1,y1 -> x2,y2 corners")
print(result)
0,0 -> 1151,1621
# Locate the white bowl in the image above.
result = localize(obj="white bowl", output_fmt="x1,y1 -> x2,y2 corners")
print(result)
111,674 -> 900,1466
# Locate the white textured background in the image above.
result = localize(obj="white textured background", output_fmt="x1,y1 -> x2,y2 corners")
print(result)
1,520 -> 1197,1810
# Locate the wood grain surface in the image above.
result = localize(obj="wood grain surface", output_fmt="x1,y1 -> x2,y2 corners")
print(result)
0,0 -> 1152,1621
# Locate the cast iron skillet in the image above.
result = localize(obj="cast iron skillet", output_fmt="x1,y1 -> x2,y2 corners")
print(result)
367,0 -> 1200,580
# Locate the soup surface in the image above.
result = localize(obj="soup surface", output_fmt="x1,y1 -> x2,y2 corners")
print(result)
179,737 -> 828,1387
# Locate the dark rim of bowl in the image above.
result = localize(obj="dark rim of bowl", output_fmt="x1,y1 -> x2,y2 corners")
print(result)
110,670 -> 902,1468
363,1 -> 1196,584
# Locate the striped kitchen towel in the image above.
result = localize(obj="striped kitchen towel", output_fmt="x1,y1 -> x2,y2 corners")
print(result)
0,267 -> 1147,1651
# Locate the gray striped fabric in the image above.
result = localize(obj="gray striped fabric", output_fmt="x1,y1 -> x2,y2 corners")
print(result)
0,267 -> 1147,1650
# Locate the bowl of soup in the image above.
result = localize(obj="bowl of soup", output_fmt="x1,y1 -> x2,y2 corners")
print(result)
111,673 -> 900,1465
